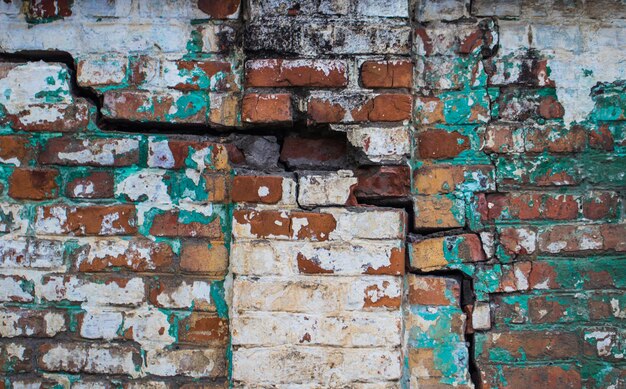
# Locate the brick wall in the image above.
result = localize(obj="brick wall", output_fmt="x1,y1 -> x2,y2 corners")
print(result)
0,0 -> 624,388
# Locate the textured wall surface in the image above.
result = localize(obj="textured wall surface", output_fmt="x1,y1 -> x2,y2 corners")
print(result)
0,0 -> 625,388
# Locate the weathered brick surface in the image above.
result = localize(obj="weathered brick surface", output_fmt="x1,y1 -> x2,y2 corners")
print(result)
0,0 -> 624,388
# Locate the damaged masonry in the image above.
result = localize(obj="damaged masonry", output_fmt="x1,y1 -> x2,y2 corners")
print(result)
0,0 -> 625,388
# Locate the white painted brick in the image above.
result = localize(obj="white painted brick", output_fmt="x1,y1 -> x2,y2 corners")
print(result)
472,301 -> 491,330
40,343 -> 140,376
233,346 -> 401,384
0,238 -> 65,270
0,309 -> 66,337
233,276 -> 402,313
0,204 -> 29,234
77,0 -> 133,17
355,0 -> 408,18
298,171 -> 357,207
0,276 -> 34,303
417,0 -> 468,22
230,240 -> 404,276
326,208 -> 406,240
115,170 -> 172,204
77,54 -> 128,87
471,0 -> 521,17
232,311 -> 401,347
0,62 -> 72,113
37,276 -> 145,306
346,126 -> 411,163
145,349 -> 226,377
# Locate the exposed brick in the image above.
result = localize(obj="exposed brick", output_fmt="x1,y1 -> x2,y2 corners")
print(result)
408,275 -> 460,306
417,129 -> 470,159
34,204 -> 137,236
0,135 -> 34,166
360,60 -> 413,88
246,59 -> 348,87
40,137 -> 139,167
149,210 -> 224,238
8,168 -> 58,200
280,135 -> 347,169
38,342 -> 141,375
480,365 -> 581,389
71,238 -> 174,272
0,342 -> 32,372
242,93 -> 292,123
354,166 -> 411,199
26,0 -> 72,20
177,313 -> 229,346
409,234 -> 485,272
180,240 -> 229,274
0,308 -> 68,338
232,175 -> 284,204
413,194 -> 465,229
351,94 -> 412,122
66,170 -> 114,199
197,0 -> 240,18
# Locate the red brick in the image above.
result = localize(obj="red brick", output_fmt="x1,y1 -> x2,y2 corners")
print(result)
528,261 -> 559,290
102,90 -> 213,124
232,176 -> 284,204
483,192 -> 579,221
408,275 -> 460,306
413,194 -> 465,229
601,224 -> 626,251
4,100 -> 90,132
479,331 -> 580,361
0,135 -> 34,166
543,194 -> 579,220
39,136 -> 139,167
417,129 -> 470,159
149,211 -> 224,238
66,171 -> 114,199
360,60 -> 412,88
413,164 -> 494,194
538,96 -> 565,119
583,192 -> 619,220
0,342 -> 32,373
588,124 -> 614,151
480,365 -> 581,389
538,225 -> 603,254
197,0 -> 239,18
482,124 -> 523,154
27,0 -> 72,19
280,136 -> 347,169
242,93 -> 292,123
351,94 -> 412,122
173,60 -> 236,91
177,313 -> 228,346
180,240 -> 228,275
0,308 -> 68,337
354,166 -> 411,199
307,98 -> 347,123
498,227 -> 537,255
233,210 -> 291,239
525,125 -> 586,153
9,168 -> 58,200
246,59 -> 348,87
35,204 -> 137,236
148,139 -> 230,170
290,211 -> 337,241
72,239 -> 174,272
